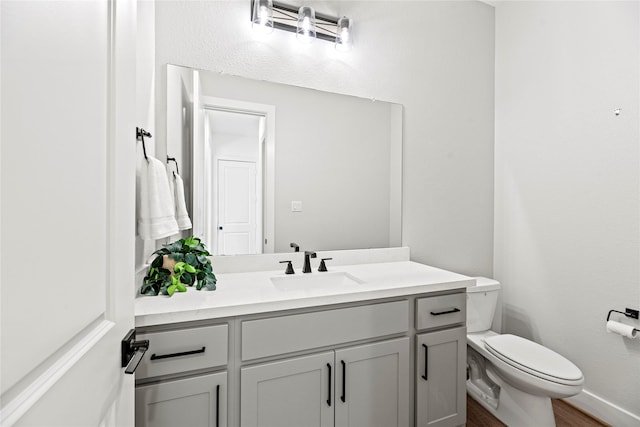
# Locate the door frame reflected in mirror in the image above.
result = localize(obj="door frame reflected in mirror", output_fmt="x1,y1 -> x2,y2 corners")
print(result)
195,96 -> 276,255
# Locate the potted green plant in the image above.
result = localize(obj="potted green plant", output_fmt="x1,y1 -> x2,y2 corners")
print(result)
141,236 -> 217,296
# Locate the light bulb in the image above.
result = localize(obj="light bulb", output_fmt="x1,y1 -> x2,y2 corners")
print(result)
252,0 -> 273,34
297,6 -> 316,43
335,16 -> 352,51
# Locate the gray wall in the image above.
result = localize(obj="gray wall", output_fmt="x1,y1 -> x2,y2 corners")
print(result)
494,1 -> 640,422
154,0 -> 496,276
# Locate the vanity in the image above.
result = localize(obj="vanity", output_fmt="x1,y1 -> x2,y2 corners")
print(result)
134,248 -> 471,427
137,64 -> 467,427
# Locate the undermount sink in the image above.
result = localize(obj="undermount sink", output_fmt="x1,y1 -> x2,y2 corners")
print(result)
270,271 -> 364,292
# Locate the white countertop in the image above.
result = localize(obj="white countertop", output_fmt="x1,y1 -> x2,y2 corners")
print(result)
135,259 -> 475,327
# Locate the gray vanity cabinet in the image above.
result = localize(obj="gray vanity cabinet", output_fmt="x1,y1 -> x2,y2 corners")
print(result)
134,289 -> 468,427
240,337 -> 409,427
136,371 -> 227,427
414,293 -> 467,427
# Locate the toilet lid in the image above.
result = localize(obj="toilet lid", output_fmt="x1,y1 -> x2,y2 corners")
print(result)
484,334 -> 583,384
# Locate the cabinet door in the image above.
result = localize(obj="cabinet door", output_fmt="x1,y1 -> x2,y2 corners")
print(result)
136,371 -> 227,427
416,327 -> 466,427
335,337 -> 410,427
241,351 -> 334,427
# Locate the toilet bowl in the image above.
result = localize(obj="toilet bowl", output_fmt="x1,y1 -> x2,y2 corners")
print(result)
466,278 -> 584,426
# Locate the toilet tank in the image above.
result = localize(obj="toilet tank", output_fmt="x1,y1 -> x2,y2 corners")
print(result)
467,277 -> 501,333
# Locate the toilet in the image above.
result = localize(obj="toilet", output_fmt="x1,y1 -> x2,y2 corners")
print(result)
466,278 -> 584,427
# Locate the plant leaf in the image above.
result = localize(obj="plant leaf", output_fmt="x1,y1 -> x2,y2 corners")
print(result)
168,253 -> 185,262
185,253 -> 197,266
182,272 -> 194,286
165,241 -> 183,253
151,255 -> 164,268
184,236 -> 200,247
174,262 -> 186,273
176,283 -> 187,292
152,247 -> 170,256
167,284 -> 177,296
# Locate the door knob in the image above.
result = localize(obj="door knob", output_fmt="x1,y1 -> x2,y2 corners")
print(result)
121,329 -> 149,374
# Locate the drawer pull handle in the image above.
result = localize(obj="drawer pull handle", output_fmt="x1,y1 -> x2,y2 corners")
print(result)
422,344 -> 429,381
150,346 -> 206,360
430,307 -> 460,316
340,360 -> 346,403
327,363 -> 332,406
216,384 -> 220,427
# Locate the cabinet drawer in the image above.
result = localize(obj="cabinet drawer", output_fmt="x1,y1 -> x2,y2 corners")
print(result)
136,324 -> 228,379
242,300 -> 409,361
416,292 -> 465,330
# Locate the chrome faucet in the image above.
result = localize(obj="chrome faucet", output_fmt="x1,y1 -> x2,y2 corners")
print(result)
302,251 -> 316,273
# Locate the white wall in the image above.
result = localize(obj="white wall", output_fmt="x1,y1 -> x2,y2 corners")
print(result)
154,0 -> 496,276
494,1 -> 640,424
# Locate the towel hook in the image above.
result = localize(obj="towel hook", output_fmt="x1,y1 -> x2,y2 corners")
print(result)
136,127 -> 152,163
166,156 -> 179,176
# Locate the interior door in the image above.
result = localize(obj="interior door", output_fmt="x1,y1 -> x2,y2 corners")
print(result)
217,159 -> 258,255
1,1 -> 136,425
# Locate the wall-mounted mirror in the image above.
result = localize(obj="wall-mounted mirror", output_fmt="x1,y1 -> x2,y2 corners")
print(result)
166,64 -> 402,255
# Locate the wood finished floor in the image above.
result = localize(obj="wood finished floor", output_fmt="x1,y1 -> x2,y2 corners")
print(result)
466,395 -> 610,427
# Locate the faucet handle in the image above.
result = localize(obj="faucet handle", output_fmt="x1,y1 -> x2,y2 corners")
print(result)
290,242 -> 300,252
279,260 -> 295,274
318,258 -> 332,272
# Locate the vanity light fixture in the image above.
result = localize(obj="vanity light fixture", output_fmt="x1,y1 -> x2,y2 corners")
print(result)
250,0 -> 353,50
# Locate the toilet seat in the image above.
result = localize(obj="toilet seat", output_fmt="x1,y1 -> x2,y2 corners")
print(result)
484,334 -> 584,386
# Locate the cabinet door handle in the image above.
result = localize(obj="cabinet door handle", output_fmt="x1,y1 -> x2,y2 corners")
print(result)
422,344 -> 429,381
216,384 -> 220,427
327,363 -> 332,406
430,307 -> 460,316
340,360 -> 346,403
150,346 -> 206,360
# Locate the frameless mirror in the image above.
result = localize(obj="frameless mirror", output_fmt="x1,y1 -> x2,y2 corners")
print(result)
166,64 -> 402,255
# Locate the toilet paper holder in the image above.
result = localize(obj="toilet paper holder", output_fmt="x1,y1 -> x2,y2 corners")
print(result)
606,308 -> 640,332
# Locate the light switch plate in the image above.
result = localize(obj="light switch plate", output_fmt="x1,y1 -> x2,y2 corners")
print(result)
291,201 -> 302,212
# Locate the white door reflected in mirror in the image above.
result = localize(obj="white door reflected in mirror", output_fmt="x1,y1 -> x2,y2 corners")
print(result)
217,159 -> 258,255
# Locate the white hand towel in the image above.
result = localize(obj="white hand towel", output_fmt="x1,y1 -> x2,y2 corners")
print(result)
173,173 -> 192,230
137,157 -> 179,240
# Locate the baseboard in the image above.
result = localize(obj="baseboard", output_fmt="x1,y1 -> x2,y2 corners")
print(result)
566,389 -> 640,427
